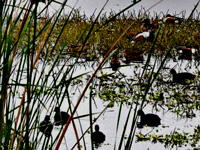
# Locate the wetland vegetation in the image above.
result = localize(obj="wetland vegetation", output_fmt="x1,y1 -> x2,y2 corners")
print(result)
1,0 -> 200,150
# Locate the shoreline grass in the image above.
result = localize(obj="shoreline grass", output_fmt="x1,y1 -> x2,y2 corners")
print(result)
9,8 -> 200,62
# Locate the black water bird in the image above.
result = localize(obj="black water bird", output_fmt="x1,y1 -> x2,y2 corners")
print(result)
39,115 -> 53,137
137,110 -> 161,128
110,54 -> 120,71
170,69 -> 195,84
54,107 -> 70,126
91,125 -> 106,145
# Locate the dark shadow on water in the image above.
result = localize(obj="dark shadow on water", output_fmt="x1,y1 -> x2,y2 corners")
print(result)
137,110 -> 161,128
54,106 -> 70,126
39,115 -> 53,137
92,124 -> 106,148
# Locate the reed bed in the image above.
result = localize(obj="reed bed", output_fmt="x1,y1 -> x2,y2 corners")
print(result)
9,6 -> 200,60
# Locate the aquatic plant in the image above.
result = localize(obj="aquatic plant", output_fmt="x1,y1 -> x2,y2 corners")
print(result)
136,126 -> 200,149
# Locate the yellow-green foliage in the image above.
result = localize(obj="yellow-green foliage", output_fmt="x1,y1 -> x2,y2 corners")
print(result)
11,12 -> 200,59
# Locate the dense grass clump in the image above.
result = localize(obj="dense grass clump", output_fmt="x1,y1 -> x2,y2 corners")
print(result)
11,9 -> 200,62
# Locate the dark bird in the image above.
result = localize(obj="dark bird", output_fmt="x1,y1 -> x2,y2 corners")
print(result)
110,54 -> 120,71
141,18 -> 151,32
164,14 -> 183,24
176,46 -> 199,60
91,125 -> 106,145
170,69 -> 195,84
123,49 -> 144,63
164,14 -> 175,24
141,18 -> 158,32
39,115 -> 53,137
130,30 -> 154,43
137,110 -> 161,128
177,46 -> 192,60
54,107 -> 70,126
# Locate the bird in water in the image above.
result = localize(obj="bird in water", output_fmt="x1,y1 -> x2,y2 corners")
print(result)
123,49 -> 145,63
91,124 -> 106,147
176,45 -> 199,60
110,54 -> 120,71
170,69 -> 195,84
177,46 -> 192,60
39,115 -> 53,137
54,107 -> 70,126
137,110 -> 161,128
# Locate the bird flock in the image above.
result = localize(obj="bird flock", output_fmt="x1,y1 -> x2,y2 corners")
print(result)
39,107 -> 70,137
109,14 -> 197,128
38,14 -> 198,146
39,107 -> 106,146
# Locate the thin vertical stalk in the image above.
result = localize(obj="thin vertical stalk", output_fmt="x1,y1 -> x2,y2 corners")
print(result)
71,102 -> 112,150
55,3 -> 141,149
9,6 -> 53,149
0,0 -> 4,146
89,86 -> 94,150
25,2 -> 38,148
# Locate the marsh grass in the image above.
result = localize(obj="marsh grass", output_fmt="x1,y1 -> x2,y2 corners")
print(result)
1,0 -> 200,150
8,5 -> 200,61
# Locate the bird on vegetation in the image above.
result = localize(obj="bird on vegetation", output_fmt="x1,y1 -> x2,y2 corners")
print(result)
164,14 -> 175,24
141,18 -> 158,32
91,125 -> 106,145
130,29 -> 154,43
39,115 -> 53,137
137,110 -> 161,128
170,68 -> 195,84
164,14 -> 183,24
110,54 -> 120,71
141,18 -> 151,32
54,107 -> 70,126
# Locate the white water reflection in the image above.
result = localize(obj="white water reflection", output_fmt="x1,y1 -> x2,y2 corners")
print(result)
37,57 -> 200,150
11,53 -> 200,150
